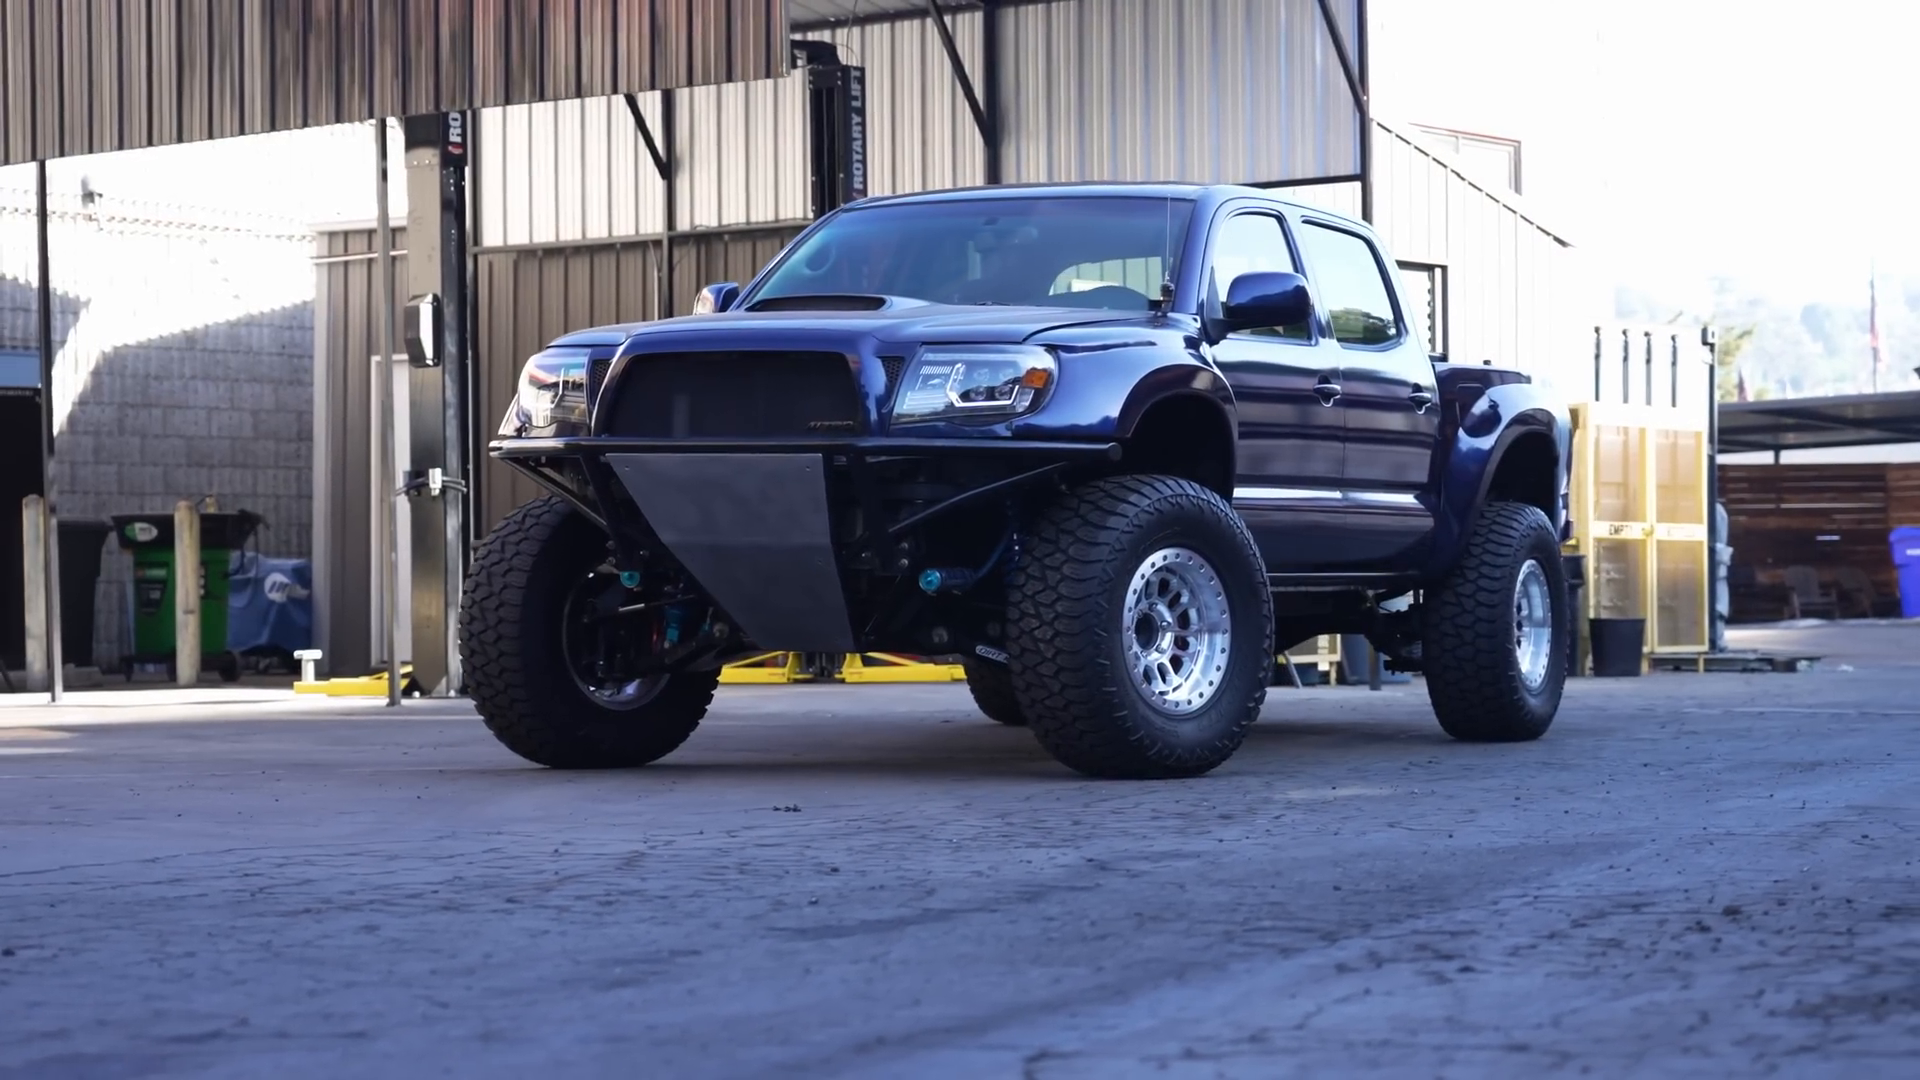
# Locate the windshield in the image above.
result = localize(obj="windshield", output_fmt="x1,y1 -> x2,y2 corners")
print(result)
748,195 -> 1197,311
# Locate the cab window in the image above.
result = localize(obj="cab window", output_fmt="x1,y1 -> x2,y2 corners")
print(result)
1208,213 -> 1309,341
1296,223 -> 1402,346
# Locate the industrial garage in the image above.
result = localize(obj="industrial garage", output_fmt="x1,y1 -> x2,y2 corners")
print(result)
305,0 -> 1590,684
12,6 -> 1920,1076
0,0 -> 1600,692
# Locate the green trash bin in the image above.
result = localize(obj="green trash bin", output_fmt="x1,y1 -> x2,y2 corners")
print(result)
111,510 -> 263,682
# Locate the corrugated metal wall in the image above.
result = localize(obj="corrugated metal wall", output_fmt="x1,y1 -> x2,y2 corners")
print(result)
315,223 -> 802,669
475,0 -> 1361,246
1271,120 -> 1598,394
312,227 -> 410,678
471,226 -> 804,529
476,12 -> 986,245
0,0 -> 792,167
998,0 -> 1361,185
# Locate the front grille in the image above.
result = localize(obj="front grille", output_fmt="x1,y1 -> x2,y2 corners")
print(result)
603,351 -> 862,438
880,356 -> 907,402
586,357 -> 612,405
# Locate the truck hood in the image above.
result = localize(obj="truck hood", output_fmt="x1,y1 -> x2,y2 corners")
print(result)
547,299 -> 1155,350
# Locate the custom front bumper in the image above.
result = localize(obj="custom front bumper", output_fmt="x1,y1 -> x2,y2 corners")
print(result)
491,435 -> 1119,653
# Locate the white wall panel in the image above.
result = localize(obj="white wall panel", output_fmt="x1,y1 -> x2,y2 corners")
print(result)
1274,121 -> 1599,390
477,11 -> 985,244
477,91 -> 673,246
1267,181 -> 1363,220
999,0 -> 1362,186
677,75 -> 810,229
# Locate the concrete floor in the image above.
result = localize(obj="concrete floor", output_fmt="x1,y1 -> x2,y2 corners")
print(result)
2,623 -> 1918,1079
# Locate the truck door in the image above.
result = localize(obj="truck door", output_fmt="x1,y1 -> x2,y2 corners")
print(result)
1202,208 -> 1349,572
1292,219 -> 1442,568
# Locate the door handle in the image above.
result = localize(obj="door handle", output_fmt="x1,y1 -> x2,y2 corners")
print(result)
1313,381 -> 1343,405
1408,386 -> 1434,410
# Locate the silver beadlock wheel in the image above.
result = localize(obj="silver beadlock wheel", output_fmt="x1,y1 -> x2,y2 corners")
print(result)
1122,546 -> 1233,715
1513,558 -> 1554,692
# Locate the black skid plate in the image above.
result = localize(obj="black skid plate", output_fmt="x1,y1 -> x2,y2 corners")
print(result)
607,453 -> 859,653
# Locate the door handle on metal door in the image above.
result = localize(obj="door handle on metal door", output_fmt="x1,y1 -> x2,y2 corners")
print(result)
1408,386 -> 1434,410
1313,380 -> 1343,405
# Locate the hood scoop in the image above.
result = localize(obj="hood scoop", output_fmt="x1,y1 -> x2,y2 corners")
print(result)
744,293 -> 909,313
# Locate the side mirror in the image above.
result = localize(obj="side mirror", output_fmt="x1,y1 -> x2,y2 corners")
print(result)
1220,271 -> 1312,335
692,282 -> 741,316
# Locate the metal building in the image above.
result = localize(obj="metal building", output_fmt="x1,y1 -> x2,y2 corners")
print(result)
308,0 -> 1382,678
5,0 -> 802,696
1272,117 -> 1588,393
299,0 -> 1589,684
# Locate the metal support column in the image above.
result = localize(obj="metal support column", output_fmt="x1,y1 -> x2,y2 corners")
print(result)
1316,0 -> 1372,222
1357,0 -> 1373,223
374,122 -> 403,708
793,41 -> 869,219
926,1 -> 998,183
981,0 -> 1003,184
34,162 -> 62,702
1702,325 -> 1722,652
624,92 -> 676,318
401,112 -> 473,698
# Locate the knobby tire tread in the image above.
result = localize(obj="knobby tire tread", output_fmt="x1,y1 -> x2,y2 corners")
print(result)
459,495 -> 716,769
1006,474 -> 1271,779
1422,500 -> 1564,742
962,659 -> 1027,726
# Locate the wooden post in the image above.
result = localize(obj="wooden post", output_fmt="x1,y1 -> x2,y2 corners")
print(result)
174,500 -> 200,686
21,495 -> 48,693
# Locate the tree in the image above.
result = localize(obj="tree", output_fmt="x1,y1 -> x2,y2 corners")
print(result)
1712,324 -> 1757,402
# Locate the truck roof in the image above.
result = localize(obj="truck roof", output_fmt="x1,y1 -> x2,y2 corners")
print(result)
845,181 -> 1366,231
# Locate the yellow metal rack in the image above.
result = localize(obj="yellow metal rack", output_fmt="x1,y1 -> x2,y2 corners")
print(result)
718,652 -> 965,685
838,653 -> 968,683
293,664 -> 423,697
1565,400 -> 1712,674
717,652 -> 816,685
1277,635 -> 1342,686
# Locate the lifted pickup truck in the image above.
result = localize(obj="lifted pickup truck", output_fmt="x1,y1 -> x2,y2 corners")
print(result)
465,182 -> 1573,779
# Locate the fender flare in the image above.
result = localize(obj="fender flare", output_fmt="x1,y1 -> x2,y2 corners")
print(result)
1426,399 -> 1568,577
1112,368 -> 1239,489
1114,365 -> 1237,440
1470,409 -> 1565,513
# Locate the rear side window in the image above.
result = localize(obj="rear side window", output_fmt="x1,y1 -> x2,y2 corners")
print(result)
1297,223 -> 1401,346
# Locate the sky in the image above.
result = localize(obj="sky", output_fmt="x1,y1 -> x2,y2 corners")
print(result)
1369,0 -> 1919,308
0,120 -> 404,229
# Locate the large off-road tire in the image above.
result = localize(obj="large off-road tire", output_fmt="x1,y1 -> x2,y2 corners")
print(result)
1005,475 -> 1273,779
459,495 -> 718,769
962,656 -> 1026,726
1421,500 -> 1568,742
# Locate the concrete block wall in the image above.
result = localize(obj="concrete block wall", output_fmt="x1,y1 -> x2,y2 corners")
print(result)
0,187 -> 316,670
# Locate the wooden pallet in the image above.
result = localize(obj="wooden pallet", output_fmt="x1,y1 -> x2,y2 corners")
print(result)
1647,650 -> 1821,674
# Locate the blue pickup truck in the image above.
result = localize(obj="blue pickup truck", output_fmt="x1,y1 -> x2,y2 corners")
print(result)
467,182 -> 1574,780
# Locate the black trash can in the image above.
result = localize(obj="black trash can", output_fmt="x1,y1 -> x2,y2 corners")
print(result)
56,517 -> 112,669
1561,554 -> 1587,678
1588,617 -> 1645,677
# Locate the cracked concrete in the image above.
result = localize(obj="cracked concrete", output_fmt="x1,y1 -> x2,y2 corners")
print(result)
1,623 -> 1917,1079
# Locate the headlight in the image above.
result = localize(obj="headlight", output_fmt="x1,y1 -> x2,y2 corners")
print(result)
891,345 -> 1057,425
498,350 -> 589,435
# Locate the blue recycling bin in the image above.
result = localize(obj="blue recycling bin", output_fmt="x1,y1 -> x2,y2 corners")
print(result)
1892,527 -> 1920,619
226,552 -> 314,657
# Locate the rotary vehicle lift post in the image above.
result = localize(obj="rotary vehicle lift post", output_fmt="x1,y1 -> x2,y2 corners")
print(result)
394,112 -> 473,698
